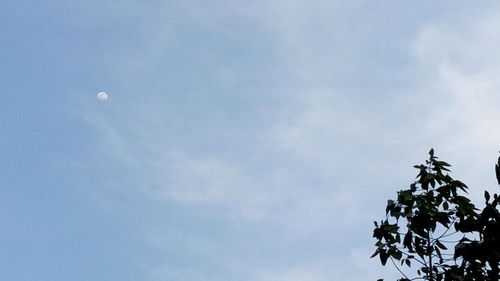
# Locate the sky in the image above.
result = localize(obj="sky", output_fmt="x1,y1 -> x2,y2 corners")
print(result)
2,1 -> 500,281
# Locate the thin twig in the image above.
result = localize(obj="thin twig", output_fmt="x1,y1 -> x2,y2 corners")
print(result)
390,257 -> 412,281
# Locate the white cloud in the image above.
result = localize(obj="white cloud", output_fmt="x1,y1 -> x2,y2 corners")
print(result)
250,248 -> 399,281
81,3 -> 500,281
81,1 -> 421,233
412,10 -> 500,193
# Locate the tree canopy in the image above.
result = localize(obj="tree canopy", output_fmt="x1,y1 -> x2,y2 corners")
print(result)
371,149 -> 500,281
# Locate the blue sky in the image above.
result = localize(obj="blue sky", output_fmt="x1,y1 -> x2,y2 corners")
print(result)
3,1 -> 500,280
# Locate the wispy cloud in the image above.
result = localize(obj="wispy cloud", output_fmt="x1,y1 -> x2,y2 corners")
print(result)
412,10 -> 500,194
80,2 -> 500,281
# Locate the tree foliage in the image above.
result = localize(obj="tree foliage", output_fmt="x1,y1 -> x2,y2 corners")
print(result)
371,149 -> 500,281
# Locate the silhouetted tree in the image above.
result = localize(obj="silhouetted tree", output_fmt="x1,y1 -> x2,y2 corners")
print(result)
371,149 -> 499,281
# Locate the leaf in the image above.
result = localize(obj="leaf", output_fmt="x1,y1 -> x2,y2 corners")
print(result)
436,160 -> 451,167
389,248 -> 402,260
393,250 -> 402,260
379,250 -> 389,265
386,200 -> 394,215
436,240 -> 447,250
403,231 -> 412,248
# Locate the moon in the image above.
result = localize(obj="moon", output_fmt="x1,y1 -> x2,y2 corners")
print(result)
97,91 -> 108,101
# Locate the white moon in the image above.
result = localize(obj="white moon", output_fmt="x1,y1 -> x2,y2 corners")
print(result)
97,91 -> 108,101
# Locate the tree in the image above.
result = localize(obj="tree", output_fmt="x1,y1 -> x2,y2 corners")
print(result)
371,149 -> 500,281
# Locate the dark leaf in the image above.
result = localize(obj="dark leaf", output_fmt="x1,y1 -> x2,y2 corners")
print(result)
403,231 -> 412,249
436,240 -> 447,250
380,250 -> 389,265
